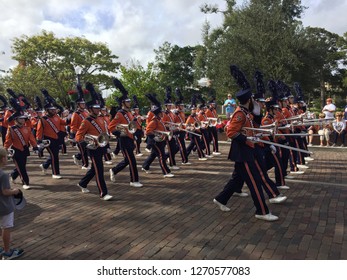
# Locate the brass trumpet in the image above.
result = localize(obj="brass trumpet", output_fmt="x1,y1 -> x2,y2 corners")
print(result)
84,132 -> 110,150
153,130 -> 173,142
242,127 -> 275,136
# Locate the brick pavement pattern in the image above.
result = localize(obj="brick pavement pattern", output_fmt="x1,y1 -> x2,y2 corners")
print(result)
4,142 -> 347,260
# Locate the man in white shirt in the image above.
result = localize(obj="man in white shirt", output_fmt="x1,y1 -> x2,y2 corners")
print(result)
322,98 -> 336,119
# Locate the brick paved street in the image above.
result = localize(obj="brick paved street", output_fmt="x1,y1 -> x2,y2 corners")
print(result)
4,141 -> 347,260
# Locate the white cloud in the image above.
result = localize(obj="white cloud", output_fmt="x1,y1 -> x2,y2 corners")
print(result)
0,0 -> 346,74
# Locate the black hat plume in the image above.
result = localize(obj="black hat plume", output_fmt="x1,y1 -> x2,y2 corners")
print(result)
230,65 -> 251,90
268,80 -> 279,102
6,88 -> 18,99
254,70 -> 266,99
0,95 -> 8,109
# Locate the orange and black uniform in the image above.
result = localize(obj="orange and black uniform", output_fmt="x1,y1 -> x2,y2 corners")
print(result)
142,116 -> 171,175
132,111 -> 144,155
262,112 -> 286,187
198,110 -> 212,156
214,106 -> 270,215
76,114 -> 109,197
108,109 -> 139,183
205,106 -> 219,153
4,123 -> 38,185
71,109 -> 89,167
174,110 -> 189,163
36,114 -> 66,176
185,113 -> 205,159
162,109 -> 179,167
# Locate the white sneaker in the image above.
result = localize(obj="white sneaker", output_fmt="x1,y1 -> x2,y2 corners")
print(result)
290,170 -> 304,175
72,155 -> 81,166
130,182 -> 143,188
77,184 -> 90,193
234,192 -> 248,197
104,161 -> 113,165
111,152 -> 117,159
109,169 -> 116,182
198,157 -> 207,161
269,195 -> 287,204
205,154 -> 213,158
304,157 -> 314,161
181,162 -> 192,165
141,168 -> 151,174
22,185 -> 31,190
255,213 -> 279,221
163,173 -> 174,178
136,153 -> 143,157
296,164 -> 309,169
39,164 -> 47,174
212,152 -> 221,155
213,199 -> 231,212
101,194 -> 113,201
145,148 -> 151,153
285,175 -> 295,179
81,165 -> 91,170
307,143 -> 313,147
52,174 -> 62,179
277,185 -> 290,190
170,165 -> 180,170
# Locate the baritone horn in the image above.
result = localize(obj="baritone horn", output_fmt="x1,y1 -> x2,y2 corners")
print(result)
115,121 -> 137,136
84,132 -> 110,149
153,130 -> 173,142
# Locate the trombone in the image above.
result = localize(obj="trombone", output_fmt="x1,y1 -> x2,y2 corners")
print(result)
84,132 -> 110,150
242,127 -> 275,137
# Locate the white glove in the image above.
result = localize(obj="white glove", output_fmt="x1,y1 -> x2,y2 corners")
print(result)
270,144 -> 276,154
247,136 -> 260,143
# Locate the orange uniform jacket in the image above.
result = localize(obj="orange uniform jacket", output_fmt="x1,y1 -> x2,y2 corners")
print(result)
108,110 -> 134,139
4,125 -> 37,151
146,117 -> 167,135
76,115 -> 108,142
70,110 -> 89,134
36,115 -> 66,141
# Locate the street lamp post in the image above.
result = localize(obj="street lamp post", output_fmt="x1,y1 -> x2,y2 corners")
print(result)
75,66 -> 82,85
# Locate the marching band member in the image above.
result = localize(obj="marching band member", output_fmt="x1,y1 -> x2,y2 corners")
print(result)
99,95 -> 112,165
197,96 -> 213,158
162,87 -> 180,170
131,95 -> 144,157
185,94 -> 206,161
205,97 -> 221,155
36,89 -> 66,179
0,95 -> 8,145
4,98 -> 38,190
174,88 -> 190,165
75,82 -> 112,200
213,65 -> 278,221
70,85 -> 90,169
108,78 -> 142,188
142,93 -> 173,177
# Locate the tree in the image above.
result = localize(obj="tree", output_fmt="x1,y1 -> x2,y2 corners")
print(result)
200,0 -> 306,99
6,30 -> 120,106
107,61 -> 160,113
154,42 -> 198,93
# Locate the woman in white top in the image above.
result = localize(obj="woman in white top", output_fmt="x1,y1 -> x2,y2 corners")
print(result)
322,98 -> 336,119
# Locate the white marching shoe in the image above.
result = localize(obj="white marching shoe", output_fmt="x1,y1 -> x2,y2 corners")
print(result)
213,199 -> 231,212
255,213 -> 279,221
130,182 -> 143,188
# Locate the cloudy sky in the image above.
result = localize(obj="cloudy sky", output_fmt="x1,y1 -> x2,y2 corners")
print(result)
1,0 -> 346,72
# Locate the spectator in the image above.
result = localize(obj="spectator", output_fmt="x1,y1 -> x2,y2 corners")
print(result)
310,113 -> 331,147
322,98 -> 336,119
331,112 -> 346,147
223,94 -> 236,119
0,147 -> 24,260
